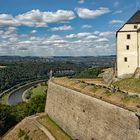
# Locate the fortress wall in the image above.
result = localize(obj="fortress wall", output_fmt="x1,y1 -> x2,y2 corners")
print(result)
45,81 -> 140,140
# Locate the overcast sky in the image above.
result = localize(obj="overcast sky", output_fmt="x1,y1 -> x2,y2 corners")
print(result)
0,0 -> 138,56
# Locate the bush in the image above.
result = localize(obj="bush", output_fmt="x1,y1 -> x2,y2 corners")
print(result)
0,90 -> 46,136
0,104 -> 17,136
27,94 -> 46,115
75,67 -> 102,78
25,91 -> 32,99
18,129 -> 25,138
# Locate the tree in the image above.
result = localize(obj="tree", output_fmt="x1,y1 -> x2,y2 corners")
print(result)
27,94 -> 46,115
0,105 -> 16,136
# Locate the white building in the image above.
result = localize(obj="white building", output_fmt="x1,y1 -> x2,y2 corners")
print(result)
117,10 -> 140,78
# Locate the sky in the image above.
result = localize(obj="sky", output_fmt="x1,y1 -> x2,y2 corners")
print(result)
0,0 -> 138,56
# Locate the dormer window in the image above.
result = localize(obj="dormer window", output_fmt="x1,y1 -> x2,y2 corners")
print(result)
134,25 -> 137,29
127,34 -> 131,39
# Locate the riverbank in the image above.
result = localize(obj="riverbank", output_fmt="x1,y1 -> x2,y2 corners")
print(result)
22,83 -> 47,102
0,80 -> 47,105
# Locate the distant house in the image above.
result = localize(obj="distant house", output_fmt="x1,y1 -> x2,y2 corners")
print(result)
117,10 -> 140,78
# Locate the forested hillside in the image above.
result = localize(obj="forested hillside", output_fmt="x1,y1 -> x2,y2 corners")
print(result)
0,61 -> 83,93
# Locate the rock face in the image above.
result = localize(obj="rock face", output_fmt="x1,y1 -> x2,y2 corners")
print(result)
134,67 -> 140,79
98,68 -> 115,85
46,81 -> 140,140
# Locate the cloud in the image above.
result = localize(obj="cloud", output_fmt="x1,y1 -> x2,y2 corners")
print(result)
0,9 -> 75,27
0,29 -> 115,56
76,7 -> 110,19
109,20 -> 124,24
99,32 -> 115,38
78,0 -> 85,4
81,24 -> 92,29
49,25 -> 73,31
20,34 -> 29,38
31,30 -> 37,34
0,27 -> 18,40
0,14 -> 19,26
66,31 -> 114,39
66,32 -> 92,39
8,37 -> 19,43
95,38 -> 109,42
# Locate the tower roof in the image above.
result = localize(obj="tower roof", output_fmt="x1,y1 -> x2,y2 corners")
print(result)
126,10 -> 140,24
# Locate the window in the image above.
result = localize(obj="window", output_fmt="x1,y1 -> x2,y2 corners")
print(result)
127,34 -> 130,39
124,57 -> 127,62
126,45 -> 129,50
134,25 -> 137,29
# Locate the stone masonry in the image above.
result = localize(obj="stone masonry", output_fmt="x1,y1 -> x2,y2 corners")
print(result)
45,81 -> 140,140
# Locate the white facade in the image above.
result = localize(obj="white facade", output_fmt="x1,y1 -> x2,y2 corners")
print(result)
117,23 -> 140,78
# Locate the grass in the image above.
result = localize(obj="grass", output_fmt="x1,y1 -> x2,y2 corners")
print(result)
37,114 -> 72,140
0,93 -> 9,104
113,78 -> 140,93
105,91 -> 113,97
24,83 -> 48,100
2,116 -> 50,140
18,129 -> 25,138
122,96 -> 132,103
31,84 -> 47,98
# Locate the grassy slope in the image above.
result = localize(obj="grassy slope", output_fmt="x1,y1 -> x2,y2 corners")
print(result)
37,114 -> 72,140
2,114 -> 72,140
2,116 -> 49,140
113,78 -> 140,93
31,84 -> 47,97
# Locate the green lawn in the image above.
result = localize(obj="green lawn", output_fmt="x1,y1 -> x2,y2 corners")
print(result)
113,78 -> 140,93
31,84 -> 47,98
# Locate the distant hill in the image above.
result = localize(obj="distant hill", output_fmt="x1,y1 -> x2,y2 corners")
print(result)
0,55 -> 116,68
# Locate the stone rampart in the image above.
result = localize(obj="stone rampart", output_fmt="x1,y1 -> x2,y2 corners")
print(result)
45,81 -> 140,140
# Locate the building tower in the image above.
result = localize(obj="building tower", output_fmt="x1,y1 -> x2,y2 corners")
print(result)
117,10 -> 140,78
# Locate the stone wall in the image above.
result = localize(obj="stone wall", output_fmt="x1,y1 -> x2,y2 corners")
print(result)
134,67 -> 140,79
98,68 -> 115,85
45,81 -> 140,140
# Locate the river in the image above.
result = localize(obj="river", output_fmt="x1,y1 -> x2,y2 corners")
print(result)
8,80 -> 46,105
